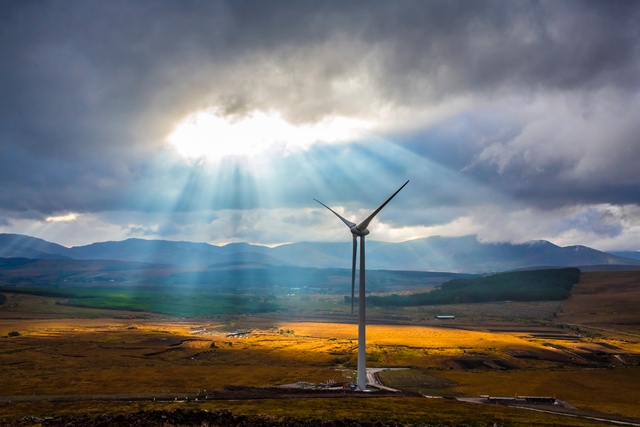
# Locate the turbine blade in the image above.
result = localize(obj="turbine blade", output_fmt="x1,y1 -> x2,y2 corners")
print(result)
356,180 -> 409,231
314,199 -> 356,228
351,235 -> 357,315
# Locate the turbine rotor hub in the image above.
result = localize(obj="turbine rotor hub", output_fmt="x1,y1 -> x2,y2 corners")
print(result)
350,226 -> 369,236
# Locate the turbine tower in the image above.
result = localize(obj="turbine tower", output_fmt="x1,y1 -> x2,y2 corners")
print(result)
314,180 -> 409,390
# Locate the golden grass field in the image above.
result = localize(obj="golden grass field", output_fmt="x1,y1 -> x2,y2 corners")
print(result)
1,270 -> 640,425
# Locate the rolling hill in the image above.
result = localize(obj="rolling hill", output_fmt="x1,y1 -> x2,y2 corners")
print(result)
1,233 -> 639,273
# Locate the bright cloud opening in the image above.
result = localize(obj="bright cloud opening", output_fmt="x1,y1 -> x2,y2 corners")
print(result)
45,213 -> 78,223
167,110 -> 370,161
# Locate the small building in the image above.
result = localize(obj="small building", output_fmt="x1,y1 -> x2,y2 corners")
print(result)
486,395 -> 557,405
520,396 -> 556,404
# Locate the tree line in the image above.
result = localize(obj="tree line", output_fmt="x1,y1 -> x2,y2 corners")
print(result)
368,268 -> 580,307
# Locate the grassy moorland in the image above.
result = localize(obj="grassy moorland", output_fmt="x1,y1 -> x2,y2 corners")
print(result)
1,315 -> 640,422
556,270 -> 640,336
0,398 -> 613,427
0,270 -> 639,425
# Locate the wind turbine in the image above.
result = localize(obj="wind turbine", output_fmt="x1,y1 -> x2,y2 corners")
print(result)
314,179 -> 409,390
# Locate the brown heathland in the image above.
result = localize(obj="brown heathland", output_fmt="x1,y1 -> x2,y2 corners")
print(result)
556,270 -> 640,336
1,270 -> 640,424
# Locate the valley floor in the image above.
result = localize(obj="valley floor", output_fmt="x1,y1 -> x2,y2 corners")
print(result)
1,270 -> 639,426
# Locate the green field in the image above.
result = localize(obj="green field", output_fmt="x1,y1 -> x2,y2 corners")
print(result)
0,285 -> 279,317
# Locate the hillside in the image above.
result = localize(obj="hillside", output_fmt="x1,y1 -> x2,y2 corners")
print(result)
556,270 -> 640,335
0,257 -> 468,296
0,234 -> 71,260
369,268 -> 580,307
1,233 -> 639,273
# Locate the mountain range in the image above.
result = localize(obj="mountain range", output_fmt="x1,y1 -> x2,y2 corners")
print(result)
1,233 -> 639,273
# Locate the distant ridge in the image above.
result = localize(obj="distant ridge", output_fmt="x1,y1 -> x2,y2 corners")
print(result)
0,233 -> 71,260
610,250 -> 640,261
0,233 -> 638,273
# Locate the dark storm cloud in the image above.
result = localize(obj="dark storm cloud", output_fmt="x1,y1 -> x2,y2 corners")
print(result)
5,1 -> 638,128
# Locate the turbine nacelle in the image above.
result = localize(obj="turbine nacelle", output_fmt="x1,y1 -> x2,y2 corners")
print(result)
350,226 -> 370,236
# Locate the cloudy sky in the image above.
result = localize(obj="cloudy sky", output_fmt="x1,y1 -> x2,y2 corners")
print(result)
1,1 -> 639,251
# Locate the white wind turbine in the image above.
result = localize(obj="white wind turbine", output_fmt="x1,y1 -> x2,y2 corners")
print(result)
314,180 -> 409,390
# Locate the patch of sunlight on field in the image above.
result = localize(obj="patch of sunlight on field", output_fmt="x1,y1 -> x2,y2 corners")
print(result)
0,320 -> 343,396
278,322 -> 534,350
437,367 -> 640,419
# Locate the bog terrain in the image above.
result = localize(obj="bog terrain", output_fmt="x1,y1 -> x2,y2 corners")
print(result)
1,239 -> 640,426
